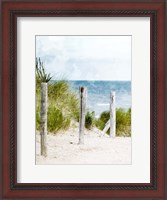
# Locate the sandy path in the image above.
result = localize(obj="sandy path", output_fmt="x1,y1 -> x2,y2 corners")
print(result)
36,125 -> 131,165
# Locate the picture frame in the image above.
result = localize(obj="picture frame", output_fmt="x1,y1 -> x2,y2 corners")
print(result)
1,0 -> 166,199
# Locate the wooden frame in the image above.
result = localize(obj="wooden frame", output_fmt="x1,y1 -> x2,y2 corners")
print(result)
1,0 -> 166,199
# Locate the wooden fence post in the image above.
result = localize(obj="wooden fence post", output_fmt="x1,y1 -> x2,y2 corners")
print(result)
110,91 -> 116,137
79,87 -> 87,144
40,82 -> 48,156
103,119 -> 110,133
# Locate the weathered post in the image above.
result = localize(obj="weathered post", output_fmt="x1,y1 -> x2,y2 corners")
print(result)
40,82 -> 48,156
110,91 -> 116,137
79,87 -> 87,144
103,119 -> 110,133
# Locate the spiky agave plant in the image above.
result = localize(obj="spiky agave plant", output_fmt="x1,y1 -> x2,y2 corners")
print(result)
36,57 -> 52,83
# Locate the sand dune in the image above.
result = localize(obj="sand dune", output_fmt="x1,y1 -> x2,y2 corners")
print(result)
36,124 -> 131,165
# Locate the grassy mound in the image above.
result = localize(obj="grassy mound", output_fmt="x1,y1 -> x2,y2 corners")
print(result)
36,80 -> 79,133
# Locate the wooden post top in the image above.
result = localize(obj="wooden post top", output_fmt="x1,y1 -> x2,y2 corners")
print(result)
80,86 -> 87,97
80,86 -> 87,93
41,82 -> 48,85
80,86 -> 84,93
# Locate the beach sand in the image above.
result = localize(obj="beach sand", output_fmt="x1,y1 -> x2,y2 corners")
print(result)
36,123 -> 131,165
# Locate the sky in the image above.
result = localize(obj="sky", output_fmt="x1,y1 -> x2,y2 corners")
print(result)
36,36 -> 131,81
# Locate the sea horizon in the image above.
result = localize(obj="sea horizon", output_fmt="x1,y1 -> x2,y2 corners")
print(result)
51,80 -> 131,117
52,79 -> 131,82
67,80 -> 131,117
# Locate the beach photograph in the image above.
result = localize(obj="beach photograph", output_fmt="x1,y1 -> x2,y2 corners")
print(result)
35,36 -> 132,165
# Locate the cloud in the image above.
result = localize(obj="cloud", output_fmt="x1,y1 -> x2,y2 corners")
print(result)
36,36 -> 131,80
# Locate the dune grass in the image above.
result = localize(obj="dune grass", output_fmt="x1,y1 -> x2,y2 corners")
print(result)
36,57 -> 79,133
95,108 -> 131,137
85,111 -> 95,130
36,80 -> 79,133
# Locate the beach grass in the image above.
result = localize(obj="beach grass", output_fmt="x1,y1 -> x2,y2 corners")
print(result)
85,111 -> 95,130
95,108 -> 131,137
36,80 -> 79,133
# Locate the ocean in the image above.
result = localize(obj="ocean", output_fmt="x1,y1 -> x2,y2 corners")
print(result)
68,81 -> 131,117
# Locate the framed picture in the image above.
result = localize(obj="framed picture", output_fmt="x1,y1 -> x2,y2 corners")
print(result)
1,1 -> 166,199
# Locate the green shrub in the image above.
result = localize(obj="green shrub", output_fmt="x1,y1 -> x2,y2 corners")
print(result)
85,111 -> 95,130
